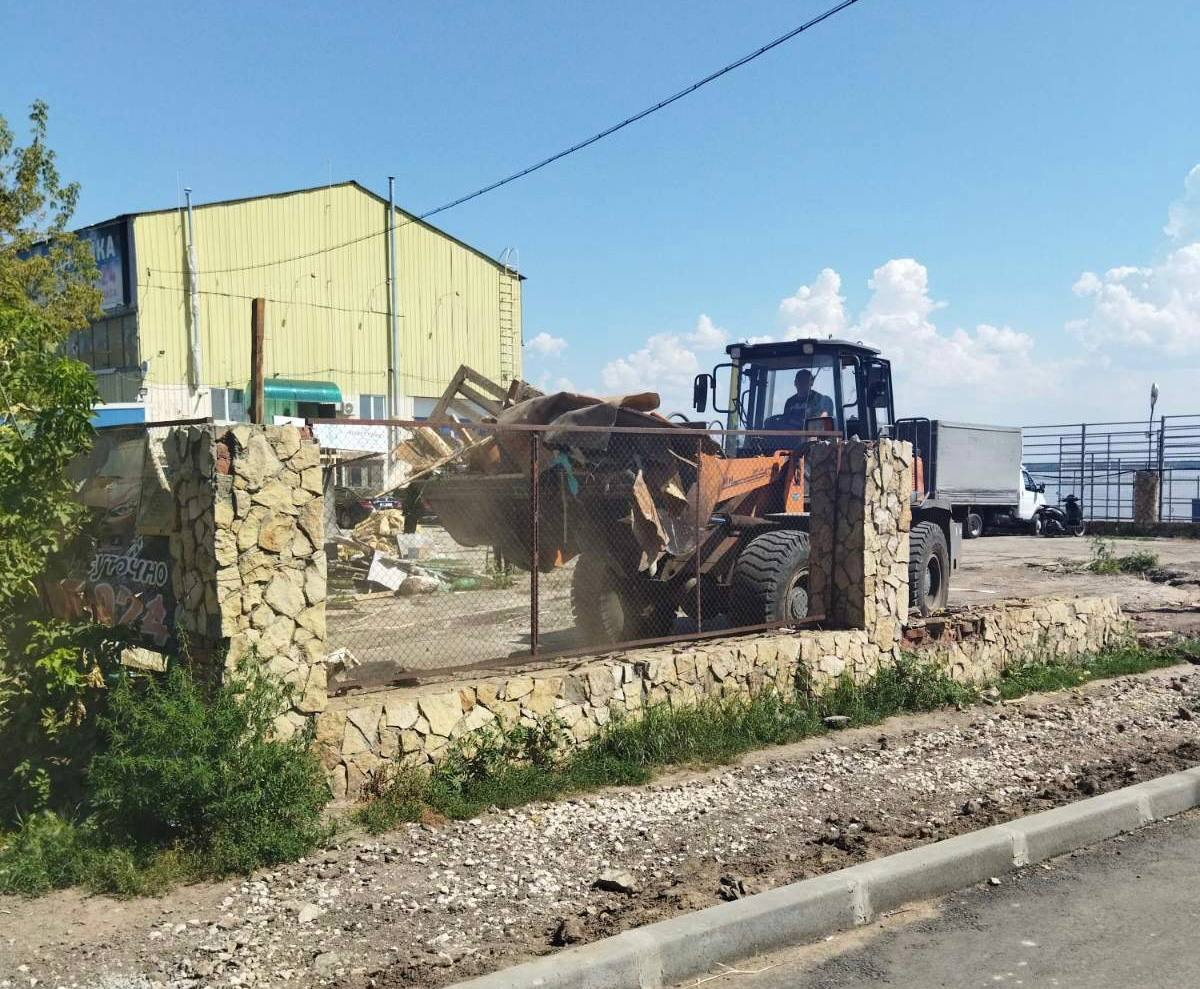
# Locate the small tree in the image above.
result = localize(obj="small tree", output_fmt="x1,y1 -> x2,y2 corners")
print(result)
0,101 -> 103,810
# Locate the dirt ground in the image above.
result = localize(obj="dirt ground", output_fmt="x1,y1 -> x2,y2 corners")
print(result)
952,533 -> 1200,636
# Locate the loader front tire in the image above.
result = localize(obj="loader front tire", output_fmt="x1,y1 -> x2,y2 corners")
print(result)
571,554 -> 677,646
730,530 -> 811,627
908,521 -> 950,616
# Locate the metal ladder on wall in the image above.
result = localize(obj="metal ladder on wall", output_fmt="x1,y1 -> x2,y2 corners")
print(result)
497,248 -> 518,384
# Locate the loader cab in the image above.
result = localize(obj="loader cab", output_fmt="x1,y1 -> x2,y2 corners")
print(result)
693,339 -> 895,456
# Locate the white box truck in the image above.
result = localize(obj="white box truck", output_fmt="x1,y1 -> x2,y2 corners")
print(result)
896,420 -> 1045,538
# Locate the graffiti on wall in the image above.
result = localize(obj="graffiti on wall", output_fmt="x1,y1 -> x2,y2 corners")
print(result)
42,535 -> 174,646
40,427 -> 178,650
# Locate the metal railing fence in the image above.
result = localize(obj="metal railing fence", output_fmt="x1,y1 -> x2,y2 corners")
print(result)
1022,415 -> 1200,522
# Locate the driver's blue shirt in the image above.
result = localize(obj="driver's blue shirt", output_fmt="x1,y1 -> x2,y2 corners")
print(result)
782,389 -> 834,422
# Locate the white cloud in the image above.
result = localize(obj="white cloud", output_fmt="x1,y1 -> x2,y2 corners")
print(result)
525,331 -> 568,357
1066,163 -> 1200,357
599,314 -> 728,414
689,314 -> 726,350
778,267 -> 847,337
1067,244 -> 1200,356
1165,163 -> 1200,241
763,260 -> 1051,419
533,371 -> 577,394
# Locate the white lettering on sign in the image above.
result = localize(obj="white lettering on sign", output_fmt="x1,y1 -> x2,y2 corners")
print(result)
91,235 -> 118,262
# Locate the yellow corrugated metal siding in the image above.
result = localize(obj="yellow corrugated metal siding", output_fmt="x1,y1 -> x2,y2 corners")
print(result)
132,183 -> 518,406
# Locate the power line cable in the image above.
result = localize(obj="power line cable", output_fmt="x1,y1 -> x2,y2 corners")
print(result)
419,0 -> 865,219
147,0 -> 865,277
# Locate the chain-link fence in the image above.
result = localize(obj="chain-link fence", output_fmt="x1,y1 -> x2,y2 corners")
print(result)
314,418 -> 823,688
1023,415 -> 1200,521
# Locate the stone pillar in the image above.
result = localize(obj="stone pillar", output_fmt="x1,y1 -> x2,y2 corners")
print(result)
164,424 -> 327,733
807,438 -> 913,650
1133,471 -> 1160,525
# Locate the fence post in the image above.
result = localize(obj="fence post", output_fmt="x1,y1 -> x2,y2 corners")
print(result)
529,430 -> 540,656
249,297 -> 266,424
694,434 -> 703,632
1157,415 -> 1167,520
1105,434 -> 1112,519
1079,423 -> 1087,503
1057,434 -> 1064,505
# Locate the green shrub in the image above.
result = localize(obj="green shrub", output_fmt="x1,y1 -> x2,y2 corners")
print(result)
0,811 -> 197,897
0,812 -> 88,895
88,663 -> 330,875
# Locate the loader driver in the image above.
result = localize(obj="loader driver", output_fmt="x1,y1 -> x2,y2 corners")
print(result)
782,369 -> 833,425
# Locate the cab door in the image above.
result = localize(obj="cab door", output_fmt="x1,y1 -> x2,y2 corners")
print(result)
864,358 -> 895,439
1019,468 -> 1044,520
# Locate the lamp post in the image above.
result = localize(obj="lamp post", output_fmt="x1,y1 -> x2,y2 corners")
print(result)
1148,382 -> 1158,469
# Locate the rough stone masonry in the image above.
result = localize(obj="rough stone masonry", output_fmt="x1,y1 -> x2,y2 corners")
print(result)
807,438 -> 912,649
164,423 -> 328,734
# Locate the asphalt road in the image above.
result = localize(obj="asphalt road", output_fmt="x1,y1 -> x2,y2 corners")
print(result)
691,810 -> 1200,989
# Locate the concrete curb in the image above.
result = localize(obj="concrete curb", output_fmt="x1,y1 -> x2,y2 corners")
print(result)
447,767 -> 1200,989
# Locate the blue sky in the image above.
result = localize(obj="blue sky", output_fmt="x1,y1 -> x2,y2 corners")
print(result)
5,0 -> 1200,423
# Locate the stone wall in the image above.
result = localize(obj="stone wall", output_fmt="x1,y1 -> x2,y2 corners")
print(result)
905,596 -> 1126,684
163,424 -> 328,731
807,438 -> 912,650
317,595 -> 1128,799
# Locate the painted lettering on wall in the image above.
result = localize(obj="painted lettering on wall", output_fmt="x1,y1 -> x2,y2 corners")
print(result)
43,536 -> 174,647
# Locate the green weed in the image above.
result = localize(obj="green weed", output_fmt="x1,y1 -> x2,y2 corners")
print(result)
1086,537 -> 1159,575
999,639 -> 1192,699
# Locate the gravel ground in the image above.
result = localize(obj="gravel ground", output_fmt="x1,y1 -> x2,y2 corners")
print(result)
3,664 -> 1198,989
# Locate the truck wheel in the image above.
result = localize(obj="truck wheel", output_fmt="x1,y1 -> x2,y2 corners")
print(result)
570,554 -> 676,645
964,512 -> 984,539
1030,513 -> 1043,536
730,530 -> 810,627
908,521 -> 949,616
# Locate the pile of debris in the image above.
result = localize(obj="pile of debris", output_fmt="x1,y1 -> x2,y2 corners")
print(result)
350,509 -> 407,551
329,526 -> 510,601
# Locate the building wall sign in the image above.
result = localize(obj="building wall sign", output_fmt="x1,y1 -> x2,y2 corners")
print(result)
79,219 -> 133,312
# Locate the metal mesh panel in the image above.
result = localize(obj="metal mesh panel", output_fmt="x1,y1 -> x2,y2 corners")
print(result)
316,419 -> 821,691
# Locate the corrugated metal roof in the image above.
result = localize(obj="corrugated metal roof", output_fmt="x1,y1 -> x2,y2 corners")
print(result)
78,180 -> 522,276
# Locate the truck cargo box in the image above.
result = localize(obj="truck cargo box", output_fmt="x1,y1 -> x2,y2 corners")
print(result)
898,419 -> 1022,506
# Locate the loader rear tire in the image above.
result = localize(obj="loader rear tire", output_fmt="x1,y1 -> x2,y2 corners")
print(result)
730,530 -> 811,627
908,521 -> 949,616
570,554 -> 677,646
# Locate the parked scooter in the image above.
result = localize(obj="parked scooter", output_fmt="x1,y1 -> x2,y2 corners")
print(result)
1035,493 -> 1087,537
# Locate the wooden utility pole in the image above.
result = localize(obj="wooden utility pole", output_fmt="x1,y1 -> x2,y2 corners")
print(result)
249,297 -> 266,424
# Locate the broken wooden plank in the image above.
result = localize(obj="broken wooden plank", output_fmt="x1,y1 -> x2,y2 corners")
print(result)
456,381 -> 504,417
460,364 -> 510,402
429,365 -> 470,421
412,426 -> 458,460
